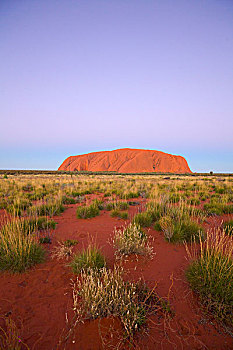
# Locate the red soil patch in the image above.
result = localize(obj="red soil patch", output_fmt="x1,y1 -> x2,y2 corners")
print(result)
58,148 -> 192,173
0,202 -> 232,349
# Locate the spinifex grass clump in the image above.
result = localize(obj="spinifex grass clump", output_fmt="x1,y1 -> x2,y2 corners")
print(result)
156,216 -> 203,243
0,219 -> 45,273
112,223 -> 154,258
4,217 -> 56,237
73,267 -> 162,338
6,198 -> 32,217
76,202 -> 100,219
39,236 -> 51,244
64,239 -> 78,247
133,211 -> 153,227
0,316 -> 29,350
186,228 -> 233,327
105,200 -> 129,211
62,195 -> 76,204
110,209 -> 128,219
204,202 -> 233,216
222,220 -> 233,235
28,199 -> 64,217
26,217 -> 56,232
70,244 -> 105,274
147,199 -> 204,243
203,203 -> 224,216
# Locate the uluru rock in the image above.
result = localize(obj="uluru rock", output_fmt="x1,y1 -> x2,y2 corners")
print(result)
58,148 -> 191,173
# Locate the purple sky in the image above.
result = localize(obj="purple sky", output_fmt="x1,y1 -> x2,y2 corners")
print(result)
1,0 -> 233,172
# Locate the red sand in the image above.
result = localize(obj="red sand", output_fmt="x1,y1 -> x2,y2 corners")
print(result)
0,201 -> 232,349
58,148 -> 192,173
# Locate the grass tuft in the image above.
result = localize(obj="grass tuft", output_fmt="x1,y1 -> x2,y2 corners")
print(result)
70,244 -> 106,274
112,223 -> 154,258
76,202 -> 100,219
186,228 -> 233,327
73,267 -> 163,338
0,219 -> 45,273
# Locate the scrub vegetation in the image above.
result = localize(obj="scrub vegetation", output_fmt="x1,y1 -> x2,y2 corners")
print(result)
0,172 -> 232,348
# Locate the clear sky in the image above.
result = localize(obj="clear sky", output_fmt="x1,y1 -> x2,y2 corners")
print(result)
0,0 -> 233,172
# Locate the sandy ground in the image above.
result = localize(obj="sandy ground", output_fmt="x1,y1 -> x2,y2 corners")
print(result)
0,198 -> 232,350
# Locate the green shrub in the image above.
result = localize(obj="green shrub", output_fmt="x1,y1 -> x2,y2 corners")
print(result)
120,211 -> 128,220
64,239 -> 78,247
22,183 -> 34,192
186,229 -> 233,327
76,202 -> 100,219
0,199 -> 7,209
169,194 -> 181,203
118,201 -> 129,210
121,191 -> 140,199
215,187 -> 227,194
92,199 -> 104,210
28,202 -> 64,217
0,219 -> 45,272
158,215 -> 203,243
62,196 -> 76,204
222,220 -> 233,235
187,197 -> 200,205
172,220 -> 203,243
6,199 -> 32,217
222,204 -> 233,214
110,209 -> 121,217
154,221 -> 162,231
70,244 -> 106,274
133,211 -> 153,227
105,202 -> 114,211
105,201 -> 129,211
203,203 -> 223,216
39,236 -> 51,244
26,217 -> 56,232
